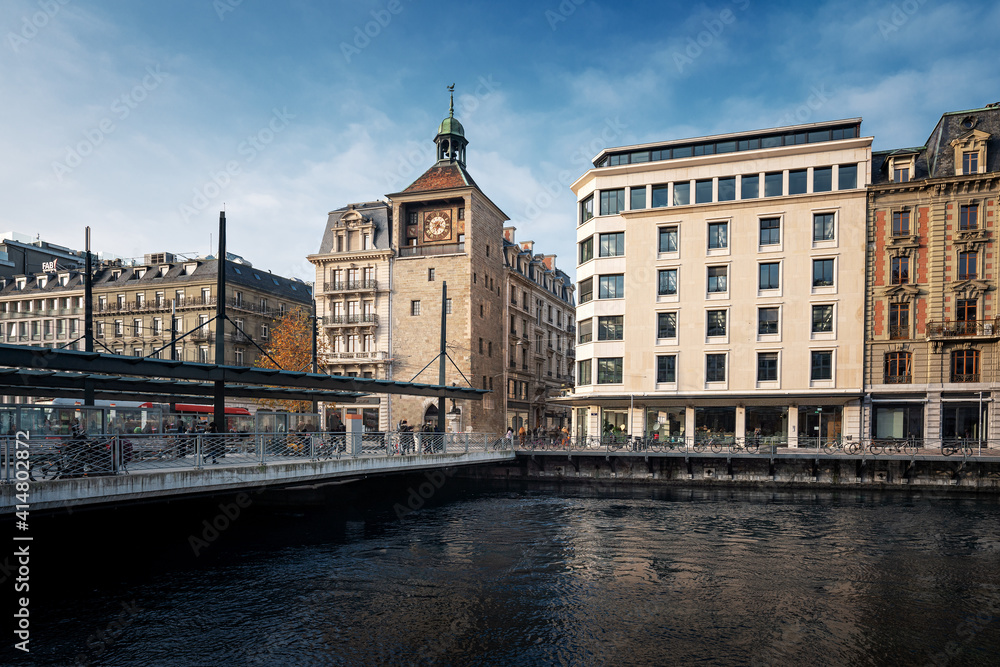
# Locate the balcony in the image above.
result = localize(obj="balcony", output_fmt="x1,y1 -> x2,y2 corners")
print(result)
888,325 -> 908,340
227,298 -> 281,318
323,314 -> 379,327
191,329 -> 214,342
927,319 -> 999,338
951,373 -> 980,383
397,242 -> 465,258
322,279 -> 379,293
327,350 -> 389,362
884,374 -> 911,384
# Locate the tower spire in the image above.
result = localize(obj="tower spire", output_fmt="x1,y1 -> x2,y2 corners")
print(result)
448,83 -> 455,117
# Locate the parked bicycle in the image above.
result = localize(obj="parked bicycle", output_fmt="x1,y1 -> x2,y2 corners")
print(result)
941,440 -> 973,457
730,438 -> 761,454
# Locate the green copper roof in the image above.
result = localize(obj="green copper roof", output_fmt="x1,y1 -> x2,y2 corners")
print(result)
436,89 -> 465,137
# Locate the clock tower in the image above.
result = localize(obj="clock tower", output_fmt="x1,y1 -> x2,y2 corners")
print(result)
385,88 -> 509,435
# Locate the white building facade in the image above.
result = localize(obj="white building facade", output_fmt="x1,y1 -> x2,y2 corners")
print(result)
568,119 -> 872,447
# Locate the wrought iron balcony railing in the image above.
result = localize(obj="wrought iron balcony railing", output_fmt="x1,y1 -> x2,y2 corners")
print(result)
927,319 -> 998,338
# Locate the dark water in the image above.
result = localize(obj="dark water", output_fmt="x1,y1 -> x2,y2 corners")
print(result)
6,481 -> 1000,666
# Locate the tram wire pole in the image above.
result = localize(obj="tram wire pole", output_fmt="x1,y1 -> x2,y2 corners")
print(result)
213,210 -> 227,433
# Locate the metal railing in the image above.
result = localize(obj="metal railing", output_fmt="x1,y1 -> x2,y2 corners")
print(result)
514,434 -> 999,458
322,280 -> 379,292
397,242 -> 465,257
927,319 -> 999,338
0,431 -> 511,483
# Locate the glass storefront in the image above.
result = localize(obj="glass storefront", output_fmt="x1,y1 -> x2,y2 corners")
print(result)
873,403 -> 923,439
797,405 -> 842,447
695,406 -> 735,442
746,406 -> 789,444
941,403 -> 986,441
601,409 -> 628,441
645,406 -> 686,442
575,408 -> 588,441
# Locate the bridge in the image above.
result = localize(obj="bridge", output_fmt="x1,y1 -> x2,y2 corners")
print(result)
1,431 -> 513,514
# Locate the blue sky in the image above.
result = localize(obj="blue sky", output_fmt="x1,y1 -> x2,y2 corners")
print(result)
2,0 -> 998,281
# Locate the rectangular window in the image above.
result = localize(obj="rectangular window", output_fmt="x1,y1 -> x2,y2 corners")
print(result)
759,262 -> 780,290
597,357 -> 623,384
958,251 -> 978,280
894,167 -> 910,183
599,232 -> 625,257
651,185 -> 669,208
658,226 -> 678,253
656,355 -> 676,383
578,359 -> 592,385
891,256 -> 909,285
813,213 -> 835,241
718,177 -> 736,202
839,164 -> 857,189
578,319 -> 592,344
813,259 -> 834,287
580,195 -> 594,223
695,179 -> 713,203
261,323 -> 269,339
598,275 -> 624,299
892,210 -> 910,236
600,189 -> 626,215
410,300 -> 421,316
963,151 -> 979,175
657,312 -> 677,339
673,182 -> 690,206
889,302 -> 909,339
630,187 -> 646,210
445,299 -> 452,314
579,236 -> 594,264
757,352 -> 778,381
764,172 -> 783,197
810,351 -> 832,380
579,278 -> 593,304
884,351 -> 912,384
133,318 -> 142,336
707,266 -> 728,293
788,169 -> 807,195
658,269 -> 677,296
706,354 -> 726,382
428,268 -> 435,281
597,315 -> 623,341
812,304 -> 834,333
759,217 -> 780,245
813,167 -> 832,192
741,174 -> 759,199
957,299 -> 977,327
960,204 -> 978,230
707,310 -> 727,337
758,307 -> 779,335
708,222 -> 728,249
407,211 -> 418,225
951,349 -> 979,382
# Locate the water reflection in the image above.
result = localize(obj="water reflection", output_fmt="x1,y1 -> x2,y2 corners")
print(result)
12,484 -> 1000,666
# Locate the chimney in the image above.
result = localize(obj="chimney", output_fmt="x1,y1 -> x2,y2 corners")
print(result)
542,255 -> 556,271
520,241 -> 533,253
503,226 -> 516,243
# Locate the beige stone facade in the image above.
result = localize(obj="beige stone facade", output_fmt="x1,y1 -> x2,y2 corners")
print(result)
567,119 -> 872,446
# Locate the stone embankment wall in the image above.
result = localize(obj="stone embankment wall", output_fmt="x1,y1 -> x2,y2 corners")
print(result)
456,454 -> 1000,492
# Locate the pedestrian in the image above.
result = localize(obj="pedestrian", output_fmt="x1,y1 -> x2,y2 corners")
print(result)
505,426 -> 513,448
204,421 -> 223,464
518,424 -> 526,448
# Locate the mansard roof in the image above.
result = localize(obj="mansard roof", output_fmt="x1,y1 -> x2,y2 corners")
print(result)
402,162 -> 479,194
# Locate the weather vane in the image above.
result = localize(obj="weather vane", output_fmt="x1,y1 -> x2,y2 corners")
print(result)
447,83 -> 455,115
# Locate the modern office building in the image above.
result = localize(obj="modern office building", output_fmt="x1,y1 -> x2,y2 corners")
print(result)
567,119 -> 872,446
865,103 -> 1000,442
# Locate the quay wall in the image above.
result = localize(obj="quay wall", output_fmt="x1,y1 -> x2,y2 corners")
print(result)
456,453 -> 1000,492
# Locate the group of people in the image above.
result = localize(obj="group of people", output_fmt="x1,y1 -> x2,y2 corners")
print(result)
508,425 -> 571,448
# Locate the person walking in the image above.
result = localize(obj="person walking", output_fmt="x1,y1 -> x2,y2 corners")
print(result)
518,424 -> 527,449
204,421 -> 223,464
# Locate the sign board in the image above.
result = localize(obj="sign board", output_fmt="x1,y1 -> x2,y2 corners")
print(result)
42,260 -> 58,272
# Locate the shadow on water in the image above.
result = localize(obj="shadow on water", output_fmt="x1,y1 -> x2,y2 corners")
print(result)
5,476 -> 1000,666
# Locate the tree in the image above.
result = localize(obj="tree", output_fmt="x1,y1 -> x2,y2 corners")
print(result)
253,307 -> 323,413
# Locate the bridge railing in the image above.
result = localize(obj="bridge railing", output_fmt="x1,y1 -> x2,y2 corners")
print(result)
515,434 -> 998,458
0,431 -> 511,483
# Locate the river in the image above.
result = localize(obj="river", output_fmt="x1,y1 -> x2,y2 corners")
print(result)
7,480 -> 1000,666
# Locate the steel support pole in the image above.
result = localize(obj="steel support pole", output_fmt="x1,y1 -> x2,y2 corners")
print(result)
84,227 -> 94,405
213,211 -> 227,432
437,281 -> 447,433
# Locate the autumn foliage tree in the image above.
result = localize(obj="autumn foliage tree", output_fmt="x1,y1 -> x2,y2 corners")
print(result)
253,307 -> 325,413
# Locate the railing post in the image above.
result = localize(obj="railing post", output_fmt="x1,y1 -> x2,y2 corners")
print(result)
465,433 -> 469,453
195,434 -> 203,469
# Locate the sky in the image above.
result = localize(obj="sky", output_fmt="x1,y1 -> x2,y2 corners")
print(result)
2,0 -> 999,283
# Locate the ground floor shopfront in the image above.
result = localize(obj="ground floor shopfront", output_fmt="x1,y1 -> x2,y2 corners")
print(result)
565,396 -> 863,448
864,389 -> 996,443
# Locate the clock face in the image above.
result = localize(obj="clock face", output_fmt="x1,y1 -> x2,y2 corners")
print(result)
423,210 -> 452,242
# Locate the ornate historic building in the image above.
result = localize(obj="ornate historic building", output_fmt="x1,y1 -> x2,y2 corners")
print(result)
865,103 -> 1000,442
0,252 -> 311,367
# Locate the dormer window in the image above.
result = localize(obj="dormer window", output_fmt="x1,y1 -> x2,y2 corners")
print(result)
135,268 -> 146,279
15,278 -> 25,291
59,273 -> 70,287
183,263 -> 197,276
159,265 -> 169,277
951,128 -> 989,176
37,276 -> 47,289
111,270 -> 121,280
888,154 -> 916,183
